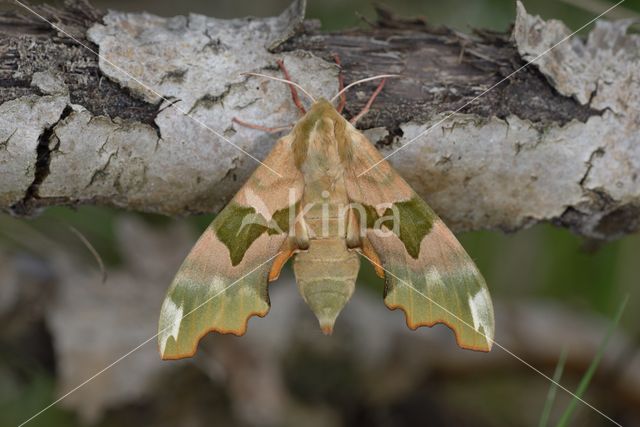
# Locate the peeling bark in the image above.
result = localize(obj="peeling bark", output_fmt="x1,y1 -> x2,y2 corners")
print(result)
0,1 -> 638,239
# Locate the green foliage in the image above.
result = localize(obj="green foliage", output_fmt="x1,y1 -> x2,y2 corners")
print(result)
538,348 -> 568,427
555,295 -> 629,427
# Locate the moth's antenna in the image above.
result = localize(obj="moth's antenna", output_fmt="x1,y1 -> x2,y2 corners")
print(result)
330,74 -> 401,103
329,74 -> 402,102
241,72 -> 317,104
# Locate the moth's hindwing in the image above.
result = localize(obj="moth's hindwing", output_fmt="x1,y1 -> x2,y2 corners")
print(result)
345,128 -> 495,351
158,135 -> 303,360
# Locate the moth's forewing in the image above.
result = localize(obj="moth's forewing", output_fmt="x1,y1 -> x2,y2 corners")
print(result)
345,128 -> 495,351
158,135 -> 303,360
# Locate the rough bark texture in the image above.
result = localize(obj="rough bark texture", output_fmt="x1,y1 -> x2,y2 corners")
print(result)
0,0 -> 638,239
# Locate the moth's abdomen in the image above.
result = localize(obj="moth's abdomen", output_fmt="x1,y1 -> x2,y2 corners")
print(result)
293,239 -> 359,334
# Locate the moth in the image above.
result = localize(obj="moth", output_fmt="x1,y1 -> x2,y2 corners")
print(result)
158,59 -> 494,360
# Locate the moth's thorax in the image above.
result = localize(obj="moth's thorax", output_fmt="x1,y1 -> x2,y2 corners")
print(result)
293,103 -> 350,241
292,99 -> 351,193
292,98 -> 353,174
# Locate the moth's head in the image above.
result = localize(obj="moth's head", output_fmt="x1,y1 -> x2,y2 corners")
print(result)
308,97 -> 338,114
307,97 -> 344,122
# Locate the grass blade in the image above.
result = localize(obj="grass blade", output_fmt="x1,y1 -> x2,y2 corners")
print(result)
555,295 -> 629,427
539,348 -> 569,427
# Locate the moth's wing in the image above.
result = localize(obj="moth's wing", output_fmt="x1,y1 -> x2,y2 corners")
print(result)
345,128 -> 494,351
159,135 -> 303,360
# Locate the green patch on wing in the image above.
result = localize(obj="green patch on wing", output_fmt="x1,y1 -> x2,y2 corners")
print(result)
214,204 -> 269,266
354,203 -> 381,229
268,202 -> 298,236
214,202 -> 295,266
385,198 -> 435,258
359,198 -> 436,259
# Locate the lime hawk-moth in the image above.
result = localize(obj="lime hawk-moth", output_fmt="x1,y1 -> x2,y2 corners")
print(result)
158,61 -> 494,359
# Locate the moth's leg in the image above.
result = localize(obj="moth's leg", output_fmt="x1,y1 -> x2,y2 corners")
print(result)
345,205 -> 362,249
268,238 -> 297,281
232,117 -> 293,134
361,238 -> 385,279
293,213 -> 311,250
350,78 -> 386,125
276,59 -> 307,115
333,53 -> 347,113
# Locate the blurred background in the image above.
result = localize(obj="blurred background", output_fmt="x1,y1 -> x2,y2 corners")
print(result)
1,0 -> 640,426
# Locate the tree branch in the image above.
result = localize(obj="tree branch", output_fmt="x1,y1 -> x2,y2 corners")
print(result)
1,0 -> 638,239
